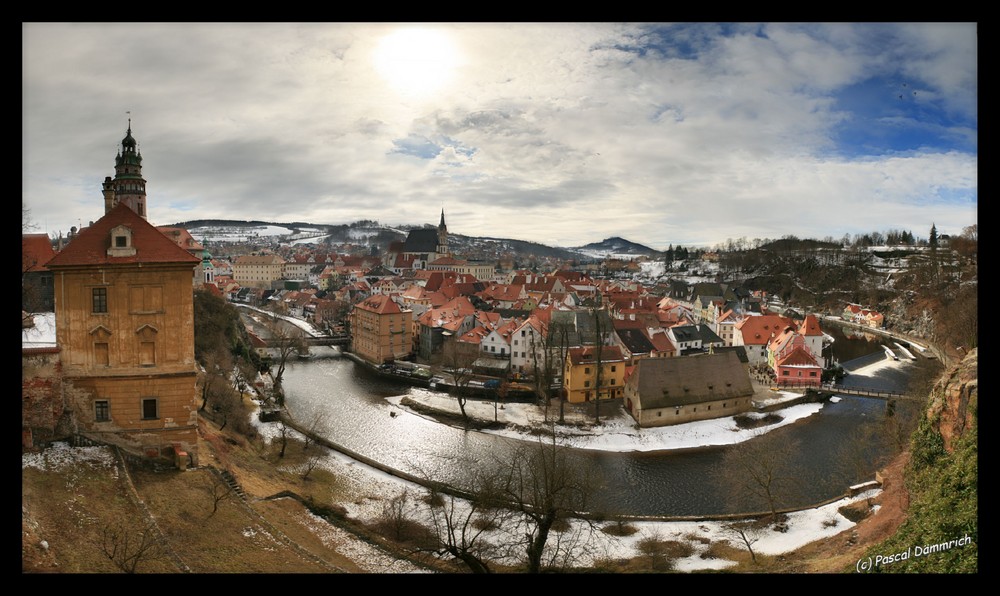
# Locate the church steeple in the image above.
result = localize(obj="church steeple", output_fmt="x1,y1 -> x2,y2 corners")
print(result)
436,208 -> 449,256
103,117 -> 148,220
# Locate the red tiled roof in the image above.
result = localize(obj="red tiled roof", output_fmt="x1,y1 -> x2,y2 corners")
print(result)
568,345 -> 625,365
736,314 -> 795,345
46,203 -> 199,268
356,294 -> 403,315
798,314 -> 824,336
156,226 -> 205,252
776,345 -> 820,367
22,234 -> 57,272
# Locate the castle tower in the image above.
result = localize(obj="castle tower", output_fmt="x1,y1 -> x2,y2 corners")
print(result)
437,208 -> 449,256
103,118 -> 148,219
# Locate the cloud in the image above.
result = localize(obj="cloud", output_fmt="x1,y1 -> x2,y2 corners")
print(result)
23,22 -> 976,248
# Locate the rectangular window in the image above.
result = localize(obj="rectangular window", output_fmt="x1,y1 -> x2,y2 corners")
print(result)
783,370 -> 789,376
140,341 -> 155,366
115,235 -> 127,247
92,287 -> 108,313
584,367 -> 590,374
611,365 -> 616,372
141,398 -> 158,420
610,379 -> 616,385
809,371 -> 817,377
584,380 -> 590,387
95,342 -> 109,366
94,400 -> 110,422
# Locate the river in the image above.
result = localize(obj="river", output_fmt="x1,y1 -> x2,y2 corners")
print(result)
280,324 -> 934,517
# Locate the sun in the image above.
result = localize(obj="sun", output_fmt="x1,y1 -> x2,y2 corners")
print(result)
373,27 -> 460,97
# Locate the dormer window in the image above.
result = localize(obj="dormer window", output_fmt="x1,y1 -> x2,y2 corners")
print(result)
107,225 -> 136,257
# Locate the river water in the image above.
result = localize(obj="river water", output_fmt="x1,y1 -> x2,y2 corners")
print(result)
281,323 -> 933,517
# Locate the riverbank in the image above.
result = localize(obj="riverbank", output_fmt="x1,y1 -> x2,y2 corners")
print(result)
390,381 -> 821,453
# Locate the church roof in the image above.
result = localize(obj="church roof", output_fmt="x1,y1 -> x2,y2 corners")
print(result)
403,228 -> 439,253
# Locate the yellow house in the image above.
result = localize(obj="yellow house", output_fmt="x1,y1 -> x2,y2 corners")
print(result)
46,202 -> 202,467
563,345 -> 627,403
232,254 -> 286,289
349,294 -> 412,365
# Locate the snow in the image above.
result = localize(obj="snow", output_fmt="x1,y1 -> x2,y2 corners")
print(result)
25,358 -> 908,573
27,408 -> 883,573
389,389 -> 821,452
189,224 -> 294,242
22,312 -> 57,348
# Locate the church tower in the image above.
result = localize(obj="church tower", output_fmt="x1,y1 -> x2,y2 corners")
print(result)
436,209 -> 449,256
103,118 -> 148,219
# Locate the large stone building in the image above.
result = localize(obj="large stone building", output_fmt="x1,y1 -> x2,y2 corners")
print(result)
45,202 -> 201,466
399,210 -> 450,270
349,294 -> 412,365
623,351 -> 754,427
23,122 -> 201,466
232,254 -> 286,289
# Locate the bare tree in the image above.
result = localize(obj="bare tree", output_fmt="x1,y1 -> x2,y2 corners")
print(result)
99,519 -> 164,573
203,472 -> 235,517
301,410 -> 330,452
537,316 -> 573,423
422,484 -> 511,573
439,340 -> 479,427
300,454 -> 322,481
724,519 -> 764,564
199,346 -> 234,413
261,313 -> 305,407
275,421 -> 290,458
590,308 -> 606,424
721,429 -> 801,520
497,434 -> 599,573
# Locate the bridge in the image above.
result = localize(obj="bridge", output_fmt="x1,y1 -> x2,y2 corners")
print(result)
808,384 -> 922,402
252,334 -> 350,348
302,335 -> 350,346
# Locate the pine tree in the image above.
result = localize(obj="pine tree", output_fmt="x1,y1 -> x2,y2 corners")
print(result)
929,223 -> 938,249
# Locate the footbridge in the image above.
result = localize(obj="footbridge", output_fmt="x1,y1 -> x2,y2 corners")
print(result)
809,384 -> 922,403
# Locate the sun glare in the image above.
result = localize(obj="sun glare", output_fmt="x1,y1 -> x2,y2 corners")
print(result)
373,27 -> 460,97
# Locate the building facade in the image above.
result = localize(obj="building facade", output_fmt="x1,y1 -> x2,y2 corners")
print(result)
45,202 -> 201,466
623,351 -> 754,427
563,345 -> 626,403
349,294 -> 412,365
232,254 -> 286,288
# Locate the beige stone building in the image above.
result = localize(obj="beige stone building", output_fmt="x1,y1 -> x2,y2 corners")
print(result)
623,351 -> 753,427
349,294 -> 412,365
45,202 -> 201,466
233,254 -> 286,288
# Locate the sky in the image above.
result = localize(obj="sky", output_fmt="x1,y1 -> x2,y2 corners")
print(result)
23,22 -> 977,249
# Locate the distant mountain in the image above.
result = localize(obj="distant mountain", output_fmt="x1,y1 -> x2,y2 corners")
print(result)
573,236 -> 660,258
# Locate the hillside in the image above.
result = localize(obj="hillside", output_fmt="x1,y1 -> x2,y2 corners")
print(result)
573,236 -> 660,258
22,349 -> 977,573
172,219 -> 625,262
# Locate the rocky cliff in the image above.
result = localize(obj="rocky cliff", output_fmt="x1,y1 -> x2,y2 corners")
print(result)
925,348 -> 977,453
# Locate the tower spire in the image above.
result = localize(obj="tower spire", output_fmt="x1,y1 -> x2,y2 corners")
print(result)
104,117 -> 148,219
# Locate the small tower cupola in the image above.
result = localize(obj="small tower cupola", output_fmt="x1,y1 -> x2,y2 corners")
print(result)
105,117 -> 149,220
